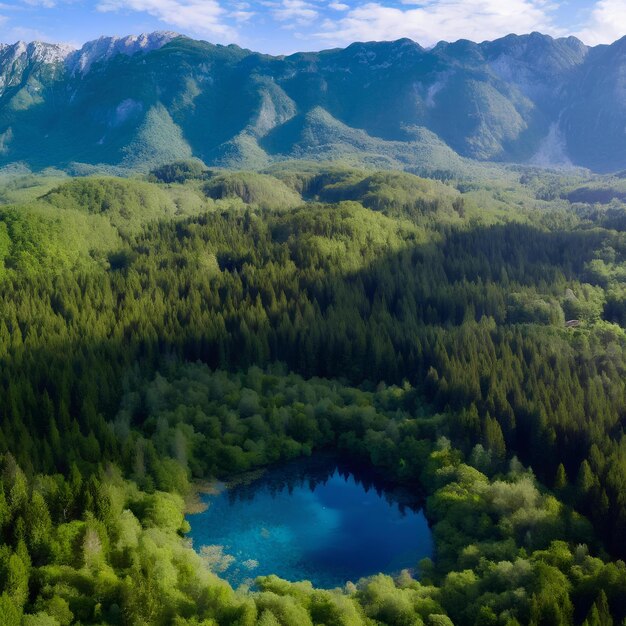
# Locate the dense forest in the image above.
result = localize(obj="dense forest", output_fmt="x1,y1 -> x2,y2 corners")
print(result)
2,161 -> 626,624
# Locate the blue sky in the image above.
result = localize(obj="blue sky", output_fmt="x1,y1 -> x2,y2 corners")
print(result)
1,0 -> 624,54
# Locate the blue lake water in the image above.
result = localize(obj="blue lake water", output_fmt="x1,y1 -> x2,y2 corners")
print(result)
187,456 -> 433,588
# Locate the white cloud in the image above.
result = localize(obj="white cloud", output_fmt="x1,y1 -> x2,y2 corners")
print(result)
575,0 -> 626,45
272,0 -> 318,24
314,0 -> 562,47
231,9 -> 255,22
96,0 -> 238,40
19,0 -> 83,7
21,0 -> 57,7
328,2 -> 349,10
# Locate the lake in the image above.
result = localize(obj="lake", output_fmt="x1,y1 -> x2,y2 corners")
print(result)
186,455 -> 434,588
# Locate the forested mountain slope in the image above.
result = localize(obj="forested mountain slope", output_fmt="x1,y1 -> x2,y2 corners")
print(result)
0,31 -> 625,172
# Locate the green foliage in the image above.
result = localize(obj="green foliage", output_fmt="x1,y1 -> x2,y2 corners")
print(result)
315,170 -> 461,221
203,172 -> 302,209
122,104 -> 193,171
42,177 -> 179,238
0,166 -> 625,624
149,160 -> 210,184
0,593 -> 21,625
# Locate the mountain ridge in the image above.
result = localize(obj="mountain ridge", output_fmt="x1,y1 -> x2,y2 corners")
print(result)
0,30 -> 624,173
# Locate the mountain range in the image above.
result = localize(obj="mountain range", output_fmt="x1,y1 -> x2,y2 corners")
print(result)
0,30 -> 624,174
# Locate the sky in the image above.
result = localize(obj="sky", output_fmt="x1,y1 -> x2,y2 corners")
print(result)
0,0 -> 625,55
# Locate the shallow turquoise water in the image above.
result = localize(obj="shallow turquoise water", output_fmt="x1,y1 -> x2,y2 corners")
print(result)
187,457 -> 433,588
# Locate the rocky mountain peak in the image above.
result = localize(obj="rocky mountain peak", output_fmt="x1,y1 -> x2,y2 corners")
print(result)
66,31 -> 182,74
0,40 -> 74,65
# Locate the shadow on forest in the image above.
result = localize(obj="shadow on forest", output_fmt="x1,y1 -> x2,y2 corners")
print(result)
3,212 -> 624,555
